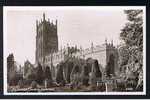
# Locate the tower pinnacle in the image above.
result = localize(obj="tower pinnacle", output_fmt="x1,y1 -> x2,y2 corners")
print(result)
36,20 -> 38,27
36,20 -> 38,33
56,19 -> 57,26
111,40 -> 113,46
105,38 -> 107,44
43,13 -> 45,21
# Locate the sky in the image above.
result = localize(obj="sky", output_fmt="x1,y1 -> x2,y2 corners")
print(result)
5,7 -> 128,66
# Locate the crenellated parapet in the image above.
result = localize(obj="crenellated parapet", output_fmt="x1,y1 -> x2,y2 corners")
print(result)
44,40 -> 118,70
36,13 -> 57,36
81,41 -> 116,56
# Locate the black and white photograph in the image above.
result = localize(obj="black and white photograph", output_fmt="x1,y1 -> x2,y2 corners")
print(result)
3,6 -> 146,95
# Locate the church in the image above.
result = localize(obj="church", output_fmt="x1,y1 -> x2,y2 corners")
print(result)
35,13 -> 119,79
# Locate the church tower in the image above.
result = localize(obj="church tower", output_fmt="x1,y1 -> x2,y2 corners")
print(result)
35,13 -> 58,66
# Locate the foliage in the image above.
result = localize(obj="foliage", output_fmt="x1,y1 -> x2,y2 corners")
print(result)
56,63 -> 65,84
44,66 -> 52,80
36,63 -> 44,85
119,10 -> 143,90
81,64 -> 89,86
30,81 -> 38,89
65,61 -> 74,83
18,79 -> 24,88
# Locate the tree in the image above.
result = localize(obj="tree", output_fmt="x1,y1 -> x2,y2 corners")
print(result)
81,64 -> 89,86
30,81 -> 38,89
45,66 -> 52,80
64,61 -> 74,83
36,63 -> 44,85
18,79 -> 24,88
119,10 -> 143,90
56,63 -> 65,85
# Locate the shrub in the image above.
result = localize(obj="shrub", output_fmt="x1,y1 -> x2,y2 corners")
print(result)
18,79 -> 24,88
30,81 -> 38,89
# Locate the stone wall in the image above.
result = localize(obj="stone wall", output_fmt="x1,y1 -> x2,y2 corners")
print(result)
44,42 -> 118,77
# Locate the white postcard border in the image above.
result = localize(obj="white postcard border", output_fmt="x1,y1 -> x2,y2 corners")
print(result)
3,6 -> 146,95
